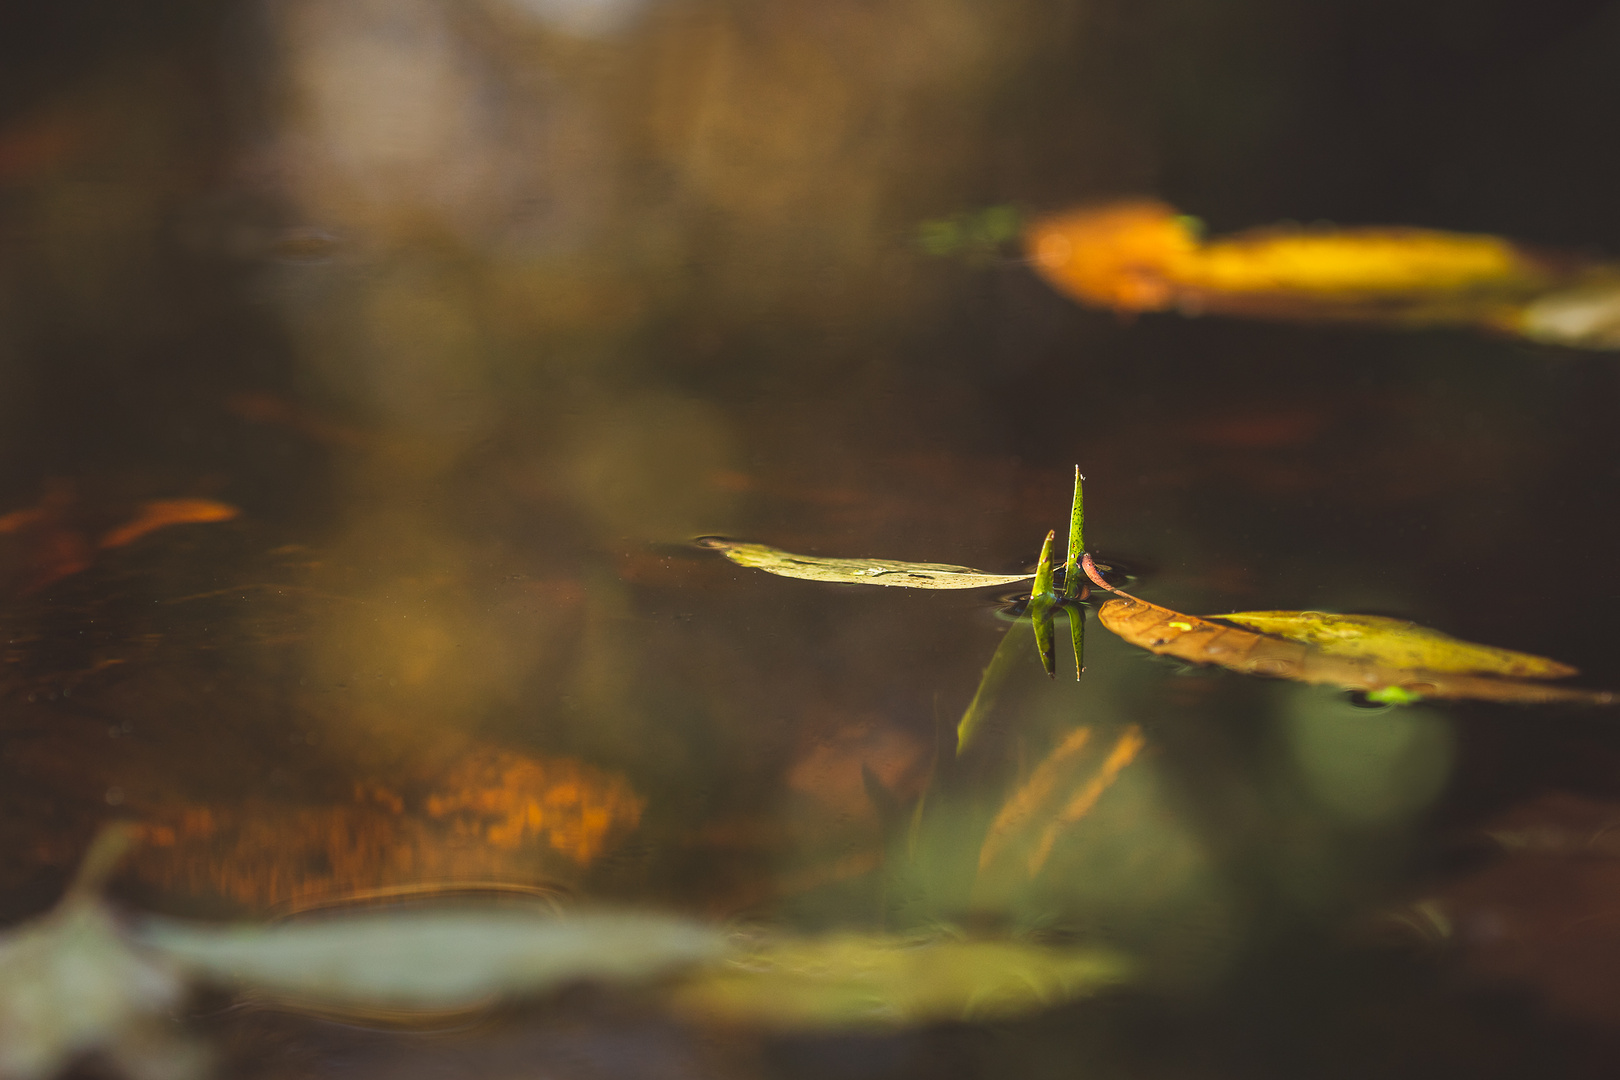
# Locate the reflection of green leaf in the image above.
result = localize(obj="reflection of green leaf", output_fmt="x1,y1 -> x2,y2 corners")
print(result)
956,619 -> 1037,755
699,538 -> 1034,590
670,934 -> 1131,1029
1068,606 -> 1086,678
1212,611 -> 1576,679
136,910 -> 725,1013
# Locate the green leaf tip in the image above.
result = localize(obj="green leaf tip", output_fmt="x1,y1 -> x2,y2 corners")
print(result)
1062,467 -> 1085,599
1365,686 -> 1426,706
1031,530 -> 1057,678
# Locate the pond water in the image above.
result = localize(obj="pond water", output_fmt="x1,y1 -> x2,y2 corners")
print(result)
5,1 -> 1620,1077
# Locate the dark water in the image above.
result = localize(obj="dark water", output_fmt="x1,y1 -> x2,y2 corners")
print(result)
5,1 -> 1620,1076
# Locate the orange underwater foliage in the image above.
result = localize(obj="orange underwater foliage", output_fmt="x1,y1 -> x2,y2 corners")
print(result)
131,749 -> 645,909
424,750 -> 646,862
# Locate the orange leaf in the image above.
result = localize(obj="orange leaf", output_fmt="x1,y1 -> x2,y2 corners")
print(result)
99,499 -> 240,549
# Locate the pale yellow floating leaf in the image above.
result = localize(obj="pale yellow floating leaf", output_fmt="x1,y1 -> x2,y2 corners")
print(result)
699,538 -> 1035,590
1211,611 -> 1577,679
135,909 -> 725,1013
1508,277 -> 1620,349
1097,593 -> 1615,705
669,934 -> 1131,1029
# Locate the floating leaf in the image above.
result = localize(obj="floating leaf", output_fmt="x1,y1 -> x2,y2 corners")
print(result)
1507,276 -> 1620,349
1211,611 -> 1576,679
1096,592 -> 1615,705
698,538 -> 1034,590
669,934 -> 1131,1029
136,908 -> 726,1014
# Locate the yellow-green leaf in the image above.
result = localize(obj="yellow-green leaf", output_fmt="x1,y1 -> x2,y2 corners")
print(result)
698,539 -> 1035,590
669,934 -> 1131,1029
1097,593 -> 1614,705
1210,611 -> 1577,679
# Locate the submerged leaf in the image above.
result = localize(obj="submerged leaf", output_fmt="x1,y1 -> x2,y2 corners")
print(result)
699,538 -> 1034,590
975,725 -> 1145,884
135,909 -> 725,1013
1097,593 -> 1614,705
669,934 -> 1131,1029
1212,611 -> 1577,679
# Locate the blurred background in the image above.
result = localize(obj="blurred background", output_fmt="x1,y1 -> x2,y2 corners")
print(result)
4,0 -> 1620,1076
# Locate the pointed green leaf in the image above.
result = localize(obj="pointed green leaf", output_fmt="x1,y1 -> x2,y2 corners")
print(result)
1030,531 -> 1057,677
1062,468 -> 1085,599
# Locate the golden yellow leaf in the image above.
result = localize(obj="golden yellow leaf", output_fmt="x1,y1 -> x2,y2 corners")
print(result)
1211,611 -> 1576,679
1022,199 -> 1611,341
